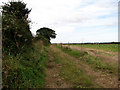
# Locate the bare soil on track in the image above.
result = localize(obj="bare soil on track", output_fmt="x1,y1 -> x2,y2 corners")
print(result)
63,45 -> 118,65
45,45 -> 118,88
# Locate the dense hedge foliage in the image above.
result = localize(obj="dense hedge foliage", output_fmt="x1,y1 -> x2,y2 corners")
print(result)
2,1 -> 33,55
3,41 -> 48,88
2,1 -> 56,88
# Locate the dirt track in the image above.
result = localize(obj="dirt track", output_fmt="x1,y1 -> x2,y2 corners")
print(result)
45,46 -> 69,88
45,45 -> 118,88
63,45 -> 118,65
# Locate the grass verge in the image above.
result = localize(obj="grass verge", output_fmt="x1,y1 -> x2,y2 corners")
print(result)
3,41 -> 48,88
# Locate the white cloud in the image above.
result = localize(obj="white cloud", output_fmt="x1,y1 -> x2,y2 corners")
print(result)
0,0 -> 118,43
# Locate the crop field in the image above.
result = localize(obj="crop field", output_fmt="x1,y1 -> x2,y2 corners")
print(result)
73,44 -> 118,52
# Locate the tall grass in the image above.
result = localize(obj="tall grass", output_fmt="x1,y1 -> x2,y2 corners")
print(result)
3,41 -> 48,88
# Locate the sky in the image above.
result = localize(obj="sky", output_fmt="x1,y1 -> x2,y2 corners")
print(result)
0,0 -> 119,43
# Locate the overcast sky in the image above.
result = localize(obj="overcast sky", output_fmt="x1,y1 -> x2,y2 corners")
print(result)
0,0 -> 119,43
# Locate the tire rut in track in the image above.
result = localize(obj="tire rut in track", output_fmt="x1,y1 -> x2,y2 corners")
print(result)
63,45 -> 118,65
51,45 -> 118,88
45,45 -> 118,88
45,47 -> 69,88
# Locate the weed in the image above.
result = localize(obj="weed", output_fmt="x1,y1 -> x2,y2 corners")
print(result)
3,41 -> 48,88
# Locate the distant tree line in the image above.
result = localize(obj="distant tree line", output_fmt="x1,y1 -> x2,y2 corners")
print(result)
53,42 -> 120,45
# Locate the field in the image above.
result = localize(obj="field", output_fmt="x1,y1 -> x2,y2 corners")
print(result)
45,44 -> 118,88
73,44 -> 118,52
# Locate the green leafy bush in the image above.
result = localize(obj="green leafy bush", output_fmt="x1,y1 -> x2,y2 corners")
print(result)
3,41 -> 48,88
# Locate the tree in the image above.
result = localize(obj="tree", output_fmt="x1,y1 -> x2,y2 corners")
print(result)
36,27 -> 56,43
2,1 -> 33,55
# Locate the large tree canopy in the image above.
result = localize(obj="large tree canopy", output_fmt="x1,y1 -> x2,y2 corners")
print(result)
36,27 -> 56,43
2,1 -> 33,54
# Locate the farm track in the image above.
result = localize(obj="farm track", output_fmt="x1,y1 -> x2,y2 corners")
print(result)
45,46 -> 69,88
45,45 -> 118,88
63,45 -> 118,65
